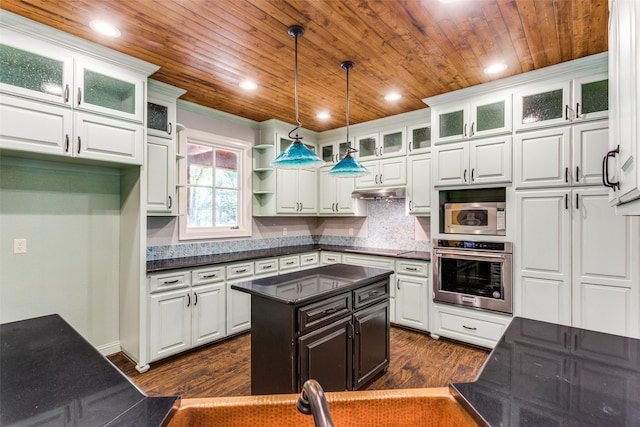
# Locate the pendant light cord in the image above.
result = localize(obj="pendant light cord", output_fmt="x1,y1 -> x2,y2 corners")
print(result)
289,28 -> 303,141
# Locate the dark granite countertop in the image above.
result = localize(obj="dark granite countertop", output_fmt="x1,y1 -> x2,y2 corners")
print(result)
231,263 -> 393,305
451,317 -> 640,427
146,244 -> 430,273
0,315 -> 178,427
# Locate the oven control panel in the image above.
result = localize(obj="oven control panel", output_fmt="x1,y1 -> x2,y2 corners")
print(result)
434,239 -> 511,252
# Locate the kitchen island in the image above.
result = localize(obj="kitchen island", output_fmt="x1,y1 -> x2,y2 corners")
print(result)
232,263 -> 393,395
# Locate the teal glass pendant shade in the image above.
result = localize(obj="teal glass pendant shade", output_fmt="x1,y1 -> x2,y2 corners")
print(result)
272,136 -> 325,169
329,152 -> 369,177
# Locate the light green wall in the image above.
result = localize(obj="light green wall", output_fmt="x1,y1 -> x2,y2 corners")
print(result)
0,156 -> 121,347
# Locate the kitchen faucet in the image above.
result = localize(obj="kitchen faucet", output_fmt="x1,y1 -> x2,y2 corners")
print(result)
297,379 -> 334,427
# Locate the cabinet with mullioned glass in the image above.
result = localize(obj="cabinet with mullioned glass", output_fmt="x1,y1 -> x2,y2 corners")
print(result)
354,127 -> 407,160
407,123 -> 432,155
0,26 -> 148,164
513,73 -> 608,131
433,93 -> 512,144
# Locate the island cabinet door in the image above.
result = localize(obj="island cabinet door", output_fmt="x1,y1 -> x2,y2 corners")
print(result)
298,316 -> 353,392
353,301 -> 390,390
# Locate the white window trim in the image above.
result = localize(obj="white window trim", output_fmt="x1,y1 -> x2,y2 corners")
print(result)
178,128 -> 252,240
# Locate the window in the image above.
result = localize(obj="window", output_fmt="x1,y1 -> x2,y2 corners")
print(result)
179,129 -> 252,240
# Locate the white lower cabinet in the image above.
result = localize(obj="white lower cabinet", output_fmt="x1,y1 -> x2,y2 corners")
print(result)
225,262 -> 254,335
430,303 -> 512,349
516,187 -> 640,338
149,268 -> 227,362
394,260 -> 430,331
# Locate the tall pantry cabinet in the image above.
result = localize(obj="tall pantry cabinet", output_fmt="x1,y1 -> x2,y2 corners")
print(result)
513,54 -> 640,338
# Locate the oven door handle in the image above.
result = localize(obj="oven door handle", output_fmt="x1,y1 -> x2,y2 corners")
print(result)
434,250 -> 511,261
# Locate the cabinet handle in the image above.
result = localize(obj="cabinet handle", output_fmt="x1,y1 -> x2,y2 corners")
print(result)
168,122 -> 173,135
64,84 -> 70,103
65,134 -> 70,152
565,167 -> 569,184
168,196 -> 172,209
379,174 -> 383,184
262,265 -> 272,269
299,202 -> 303,211
77,136 -> 81,155
348,322 -> 354,340
396,279 -> 400,290
602,145 -> 620,190
331,202 -> 335,212
575,193 -> 579,210
463,123 -> 467,137
565,193 -> 568,210
462,325 -> 477,331
354,319 -> 361,335
463,169 -> 467,182
408,141 -> 412,152
321,307 -> 337,315
202,273 -> 217,278
194,292 -> 198,306
77,87 -> 82,106
576,166 -> 580,183
406,267 -> 418,271
374,174 -> 379,184
471,168 -> 475,182
576,102 -> 581,118
162,279 -> 180,285
565,104 -> 569,120
235,268 -> 247,273
470,122 -> 475,137
286,261 -> 295,265
187,293 -> 191,307
409,200 -> 413,211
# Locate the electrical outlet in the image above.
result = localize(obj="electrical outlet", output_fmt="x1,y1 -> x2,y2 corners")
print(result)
13,238 -> 27,254
282,227 -> 288,236
349,228 -> 354,236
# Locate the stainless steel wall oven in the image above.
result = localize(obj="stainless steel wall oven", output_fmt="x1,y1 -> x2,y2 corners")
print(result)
433,239 -> 513,315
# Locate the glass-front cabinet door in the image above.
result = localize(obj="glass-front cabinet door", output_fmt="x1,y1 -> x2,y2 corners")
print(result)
514,82 -> 571,130
355,133 -> 379,160
434,105 -> 468,144
75,60 -> 144,122
0,30 -> 73,105
470,94 -> 512,138
573,74 -> 608,121
407,123 -> 431,154
380,128 -> 406,157
320,140 -> 350,163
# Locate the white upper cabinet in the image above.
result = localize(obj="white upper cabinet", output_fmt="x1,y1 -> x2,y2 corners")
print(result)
406,154 -> 431,215
147,79 -> 184,139
607,0 -> 640,214
514,74 -> 608,131
407,123 -> 432,155
355,157 -> 406,189
515,121 -> 609,189
319,139 -> 350,164
355,128 -> 407,160
432,93 -> 512,144
433,135 -> 512,187
318,166 -> 366,216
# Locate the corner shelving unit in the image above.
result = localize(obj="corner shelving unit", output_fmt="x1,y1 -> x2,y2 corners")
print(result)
252,144 -> 276,216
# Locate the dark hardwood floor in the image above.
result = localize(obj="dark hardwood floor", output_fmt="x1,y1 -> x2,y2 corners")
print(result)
108,326 -> 489,398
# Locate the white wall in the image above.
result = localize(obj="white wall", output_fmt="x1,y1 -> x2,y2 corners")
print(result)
0,156 -> 121,348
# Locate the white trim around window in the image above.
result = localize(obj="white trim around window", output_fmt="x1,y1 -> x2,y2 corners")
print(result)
178,128 -> 252,240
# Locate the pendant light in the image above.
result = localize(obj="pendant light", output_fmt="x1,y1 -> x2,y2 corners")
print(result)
272,25 -> 325,169
329,61 -> 369,177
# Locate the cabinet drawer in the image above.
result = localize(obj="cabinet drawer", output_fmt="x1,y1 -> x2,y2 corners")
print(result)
226,262 -> 254,280
279,255 -> 300,271
321,252 -> 342,264
255,258 -> 278,276
438,311 -> 506,342
396,260 -> 429,277
149,271 -> 190,293
300,252 -> 320,267
298,293 -> 352,333
353,281 -> 389,309
192,266 -> 225,285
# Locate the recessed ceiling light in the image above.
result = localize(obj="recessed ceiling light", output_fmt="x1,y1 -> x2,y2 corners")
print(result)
239,80 -> 258,90
317,112 -> 330,120
484,63 -> 508,74
384,93 -> 402,101
89,20 -> 121,37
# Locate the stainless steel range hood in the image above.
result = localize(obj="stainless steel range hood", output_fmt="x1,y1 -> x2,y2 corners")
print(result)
351,187 -> 406,199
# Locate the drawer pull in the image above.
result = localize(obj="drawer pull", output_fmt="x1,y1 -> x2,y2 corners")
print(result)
365,290 -> 381,299
285,261 -> 295,265
202,273 -> 217,278
462,325 -> 477,331
162,279 -> 180,285
405,267 -> 418,271
235,268 -> 247,273
321,307 -> 338,315
262,265 -> 273,269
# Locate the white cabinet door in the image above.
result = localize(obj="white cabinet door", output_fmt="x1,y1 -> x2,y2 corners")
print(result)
433,142 -> 468,186
516,189 -> 572,325
147,136 -> 176,214
226,282 -> 251,335
515,127 -> 571,189
191,283 -> 226,347
335,175 -> 357,214
318,167 -> 338,214
572,121 -> 609,186
572,187 -> 639,337
149,289 -> 191,361
469,93 -> 513,139
276,168 -> 317,214
407,154 -> 431,214
355,161 -> 379,188
379,157 -> 406,186
0,94 -> 72,156
470,136 -> 512,185
514,81 -> 571,131
395,275 -> 429,331
297,168 -> 318,214
74,112 -> 143,165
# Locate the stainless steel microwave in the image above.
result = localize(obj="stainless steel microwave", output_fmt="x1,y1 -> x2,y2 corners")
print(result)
444,202 -> 506,235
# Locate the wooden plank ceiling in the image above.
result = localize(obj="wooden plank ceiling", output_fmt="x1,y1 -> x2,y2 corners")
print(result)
1,0 -> 608,132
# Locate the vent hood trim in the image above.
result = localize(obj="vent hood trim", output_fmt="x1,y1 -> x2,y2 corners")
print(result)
351,187 -> 406,200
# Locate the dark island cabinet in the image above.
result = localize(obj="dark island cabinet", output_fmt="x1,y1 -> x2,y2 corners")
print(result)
236,265 -> 392,395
